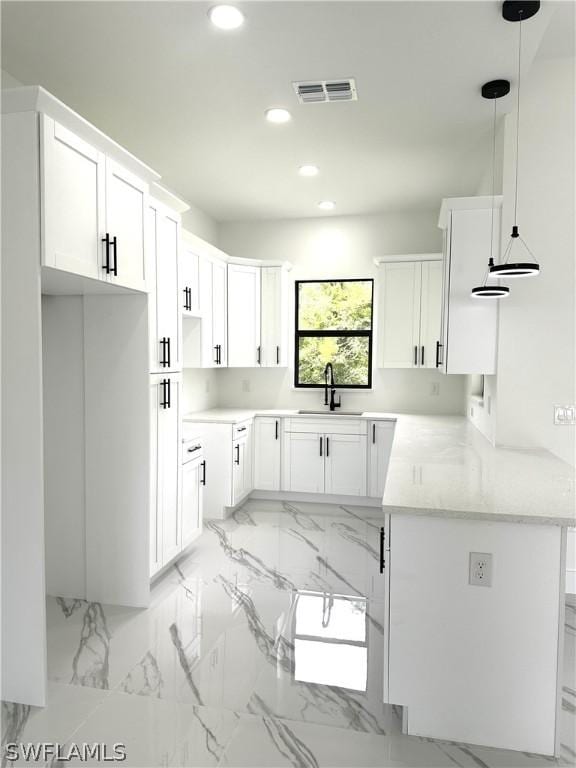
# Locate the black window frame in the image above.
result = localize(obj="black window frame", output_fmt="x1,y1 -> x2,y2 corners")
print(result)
294,278 -> 374,389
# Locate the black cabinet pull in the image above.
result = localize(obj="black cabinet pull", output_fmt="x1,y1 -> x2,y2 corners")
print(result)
435,341 -> 443,368
201,460 -> 206,486
326,437 -> 330,457
215,344 -> 221,365
275,420 -> 279,440
214,345 -> 219,364
166,337 -> 171,368
102,233 -> 110,273
372,424 -> 376,444
276,346 -> 280,365
257,346 -> 261,365
187,444 -> 202,453
111,235 -> 118,276
421,345 -> 425,366
234,444 -> 240,465
379,527 -> 385,574
165,378 -> 171,409
414,345 -> 418,366
183,287 -> 189,310
237,426 -> 247,433
160,378 -> 170,409
160,337 -> 168,368
319,436 -> 323,457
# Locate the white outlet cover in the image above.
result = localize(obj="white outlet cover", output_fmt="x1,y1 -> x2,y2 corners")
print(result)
469,552 -> 493,587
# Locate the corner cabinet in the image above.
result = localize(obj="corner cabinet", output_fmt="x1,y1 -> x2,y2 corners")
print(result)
227,264 -> 261,367
41,114 -> 148,292
437,197 -> 501,375
260,266 -> 289,367
376,257 -> 442,369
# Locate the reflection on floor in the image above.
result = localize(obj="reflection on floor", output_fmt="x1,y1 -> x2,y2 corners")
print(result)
2,500 -> 575,767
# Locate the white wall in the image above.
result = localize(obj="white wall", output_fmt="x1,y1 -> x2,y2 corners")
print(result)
181,205 -> 219,247
1,68 -> 23,88
217,210 -> 466,415
496,53 -> 575,465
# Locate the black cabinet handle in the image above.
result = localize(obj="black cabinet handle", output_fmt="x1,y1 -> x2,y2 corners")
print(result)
102,233 -> 110,273
187,444 -> 202,453
237,426 -> 247,433
326,437 -> 330,457
257,346 -> 261,365
160,337 -> 168,368
319,436 -> 323,457
275,420 -> 279,440
216,344 -> 222,365
166,337 -> 171,368
421,346 -> 425,366
379,527 -> 385,574
435,341 -> 443,368
165,378 -> 171,409
160,378 -> 170,409
183,287 -> 190,310
111,235 -> 118,276
372,424 -> 376,444
276,346 -> 280,365
414,346 -> 418,366
234,444 -> 240,465
214,345 -> 219,364
201,460 -> 206,486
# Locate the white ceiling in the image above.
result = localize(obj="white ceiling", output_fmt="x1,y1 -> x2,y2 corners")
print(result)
1,1 -> 570,222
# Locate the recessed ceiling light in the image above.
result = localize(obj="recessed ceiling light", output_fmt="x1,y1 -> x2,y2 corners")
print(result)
318,200 -> 335,211
265,108 -> 291,124
299,165 -> 319,177
208,5 -> 245,30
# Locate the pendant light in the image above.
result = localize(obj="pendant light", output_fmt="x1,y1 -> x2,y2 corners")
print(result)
489,0 -> 541,279
471,79 -> 511,299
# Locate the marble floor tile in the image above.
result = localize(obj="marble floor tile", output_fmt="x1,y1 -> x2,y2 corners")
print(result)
5,501 -> 574,767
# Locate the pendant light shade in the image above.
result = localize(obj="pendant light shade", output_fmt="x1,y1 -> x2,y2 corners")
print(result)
470,80 -> 511,299
493,0 -> 541,279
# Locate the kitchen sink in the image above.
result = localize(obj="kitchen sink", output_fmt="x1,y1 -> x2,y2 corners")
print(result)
297,409 -> 364,416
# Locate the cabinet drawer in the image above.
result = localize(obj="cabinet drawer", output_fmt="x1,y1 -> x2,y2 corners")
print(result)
233,420 -> 252,440
285,417 -> 367,435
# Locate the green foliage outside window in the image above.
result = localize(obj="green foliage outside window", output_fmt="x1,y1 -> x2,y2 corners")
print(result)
295,280 -> 373,388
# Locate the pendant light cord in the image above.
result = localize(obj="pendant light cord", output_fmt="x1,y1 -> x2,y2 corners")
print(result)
486,97 -> 497,283
513,17 -> 523,226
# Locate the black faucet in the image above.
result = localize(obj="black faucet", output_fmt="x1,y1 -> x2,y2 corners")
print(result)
324,363 -> 341,412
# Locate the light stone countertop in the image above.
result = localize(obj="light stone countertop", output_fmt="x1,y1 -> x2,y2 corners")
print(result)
183,409 -> 575,526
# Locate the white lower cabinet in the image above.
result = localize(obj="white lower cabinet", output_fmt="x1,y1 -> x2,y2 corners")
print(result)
232,423 -> 253,505
150,373 -> 182,577
368,421 -> 396,498
181,440 -> 205,550
283,420 -> 368,496
253,417 -> 282,491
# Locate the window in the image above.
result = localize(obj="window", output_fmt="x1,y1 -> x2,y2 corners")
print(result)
294,279 -> 374,388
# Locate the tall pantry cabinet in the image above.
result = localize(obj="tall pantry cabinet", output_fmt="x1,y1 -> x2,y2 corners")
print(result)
147,194 -> 185,577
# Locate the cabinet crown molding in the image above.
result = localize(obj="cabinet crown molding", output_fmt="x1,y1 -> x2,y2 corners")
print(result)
438,195 -> 503,230
3,86 -> 160,184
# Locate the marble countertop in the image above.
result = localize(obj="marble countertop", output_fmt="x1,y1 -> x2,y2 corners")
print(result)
382,415 -> 575,527
183,409 -> 575,527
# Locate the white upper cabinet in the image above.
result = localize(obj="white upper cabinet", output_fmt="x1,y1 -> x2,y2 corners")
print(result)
41,115 -> 106,280
104,159 -> 147,291
260,266 -> 289,367
437,198 -> 501,375
41,115 -> 149,291
148,200 -> 181,373
228,264 -> 261,367
212,259 -> 228,367
377,257 -> 442,369
180,247 -> 201,317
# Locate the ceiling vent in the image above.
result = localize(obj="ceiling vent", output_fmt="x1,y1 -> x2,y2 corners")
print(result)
293,79 -> 358,104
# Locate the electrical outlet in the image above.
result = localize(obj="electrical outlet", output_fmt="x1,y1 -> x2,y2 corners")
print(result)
431,382 -> 440,396
469,552 -> 493,587
242,379 -> 250,393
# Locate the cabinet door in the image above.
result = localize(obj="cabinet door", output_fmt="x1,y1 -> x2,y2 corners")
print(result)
284,432 -> 325,493
228,264 -> 261,367
254,417 -> 281,491
149,378 -> 161,577
181,248 -> 201,317
368,421 -> 396,498
41,116 -> 106,280
324,433 -> 367,496
154,206 -> 181,373
243,423 -> 254,497
105,158 -> 147,291
181,456 -> 202,549
158,374 -> 181,566
212,260 -> 228,366
260,267 -> 287,367
232,438 -> 246,505
419,261 -> 443,369
378,262 -> 422,368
